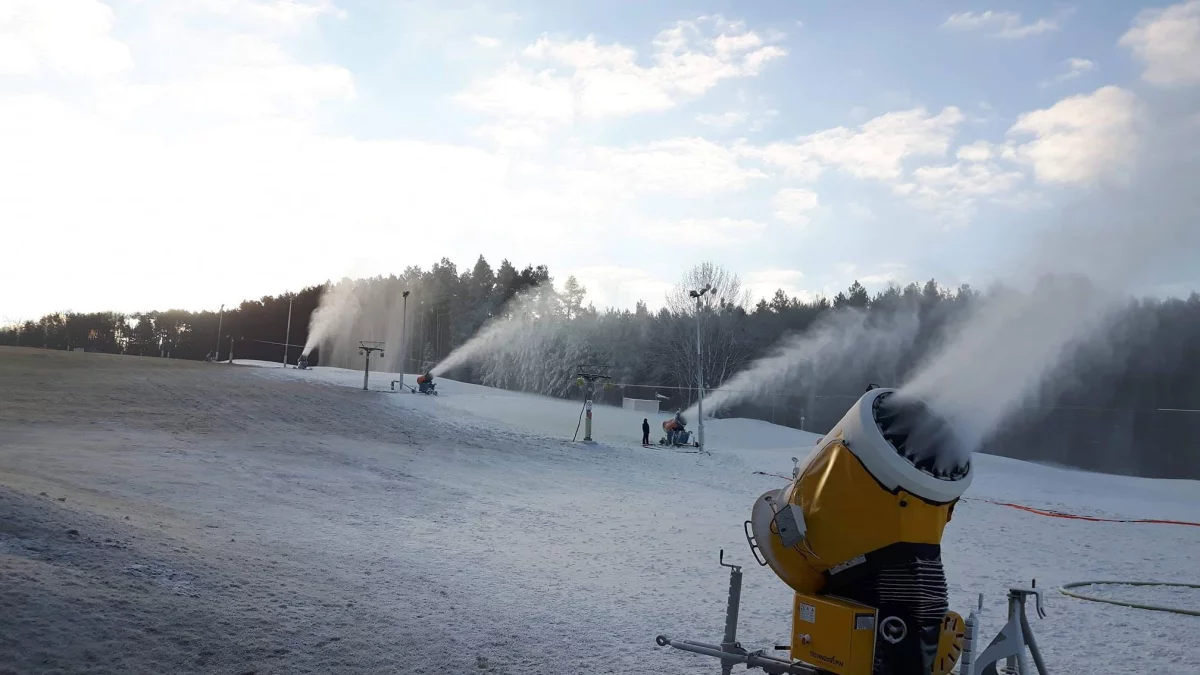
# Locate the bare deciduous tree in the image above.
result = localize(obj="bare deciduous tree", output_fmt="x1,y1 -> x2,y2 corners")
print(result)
656,263 -> 754,408
665,262 -> 751,315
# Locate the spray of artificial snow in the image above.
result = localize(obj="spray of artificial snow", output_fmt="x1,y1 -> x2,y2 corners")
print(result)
689,306 -> 923,420
302,279 -> 360,358
301,277 -> 416,372
431,283 -> 563,377
899,96 -> 1200,471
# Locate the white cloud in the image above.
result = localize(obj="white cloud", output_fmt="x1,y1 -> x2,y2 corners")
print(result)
772,188 -> 820,224
471,121 -> 551,148
695,108 -> 778,131
941,11 -> 1059,39
695,111 -> 749,129
643,217 -> 767,246
907,161 -> 1027,221
1040,57 -> 1097,88
804,106 -> 964,180
844,202 -> 876,220
566,266 -> 674,310
737,140 -> 824,181
171,0 -> 345,28
746,106 -> 964,182
472,35 -> 502,48
588,137 -> 768,196
1120,0 -> 1200,88
955,140 -> 994,162
458,15 -> 786,125
455,64 -> 576,124
0,0 -> 132,76
745,269 -> 808,302
1008,86 -> 1143,185
858,264 -> 907,287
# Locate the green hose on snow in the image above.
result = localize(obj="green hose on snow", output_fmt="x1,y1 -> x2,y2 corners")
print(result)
1059,581 -> 1200,617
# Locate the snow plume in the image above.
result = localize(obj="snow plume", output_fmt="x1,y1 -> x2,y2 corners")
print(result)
692,305 -> 923,420
302,279 -> 359,358
302,277 -> 412,371
900,95 -> 1200,470
898,278 -> 1123,473
431,283 -> 586,395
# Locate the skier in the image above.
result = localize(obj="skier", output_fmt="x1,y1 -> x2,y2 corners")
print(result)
641,418 -> 650,446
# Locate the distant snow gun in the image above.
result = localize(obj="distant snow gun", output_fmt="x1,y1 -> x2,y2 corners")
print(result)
659,412 -> 698,448
656,386 -> 1052,675
415,373 -> 437,395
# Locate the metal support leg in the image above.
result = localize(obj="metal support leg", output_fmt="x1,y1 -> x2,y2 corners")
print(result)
965,585 -> 1050,675
720,554 -> 743,675
655,550 -> 815,675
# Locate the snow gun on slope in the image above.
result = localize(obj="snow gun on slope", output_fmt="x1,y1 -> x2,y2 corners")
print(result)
415,373 -> 438,395
656,386 -> 1051,675
660,411 -> 699,448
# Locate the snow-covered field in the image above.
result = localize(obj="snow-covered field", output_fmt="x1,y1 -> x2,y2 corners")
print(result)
1,348 -> 1197,674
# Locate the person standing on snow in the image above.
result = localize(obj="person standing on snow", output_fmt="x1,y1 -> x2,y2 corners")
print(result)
641,418 -> 650,446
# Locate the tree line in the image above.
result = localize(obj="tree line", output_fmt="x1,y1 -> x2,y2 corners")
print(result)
3,255 -> 1198,479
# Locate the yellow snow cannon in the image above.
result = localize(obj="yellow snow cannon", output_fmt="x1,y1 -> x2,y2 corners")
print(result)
654,386 -> 1057,675
745,386 -> 971,674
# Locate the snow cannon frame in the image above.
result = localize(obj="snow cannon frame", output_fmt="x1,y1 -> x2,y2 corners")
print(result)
655,387 -> 1051,675
655,551 -> 1052,675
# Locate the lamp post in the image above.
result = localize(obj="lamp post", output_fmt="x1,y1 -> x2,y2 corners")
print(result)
215,304 -> 224,362
401,290 -> 410,386
689,284 -> 713,453
282,293 -> 293,368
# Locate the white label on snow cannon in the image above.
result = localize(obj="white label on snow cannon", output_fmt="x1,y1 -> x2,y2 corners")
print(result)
799,603 -> 817,623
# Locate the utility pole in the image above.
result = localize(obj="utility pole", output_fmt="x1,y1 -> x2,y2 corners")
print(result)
215,304 -> 224,362
689,284 -> 713,453
401,290 -> 410,384
282,294 -> 293,368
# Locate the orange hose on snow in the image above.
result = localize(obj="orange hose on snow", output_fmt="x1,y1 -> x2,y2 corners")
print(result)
968,498 -> 1200,527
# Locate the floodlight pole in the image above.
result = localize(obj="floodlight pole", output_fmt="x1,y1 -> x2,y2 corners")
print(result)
282,294 -> 293,368
215,304 -> 224,362
401,290 -> 410,387
689,284 -> 712,453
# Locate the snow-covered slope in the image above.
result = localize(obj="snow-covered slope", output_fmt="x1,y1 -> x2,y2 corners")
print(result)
3,351 -> 1197,674
235,360 -> 826,455
226,360 -> 1200,674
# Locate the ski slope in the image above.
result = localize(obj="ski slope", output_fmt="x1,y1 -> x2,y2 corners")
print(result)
1,349 -> 1196,675
231,360 -> 1200,674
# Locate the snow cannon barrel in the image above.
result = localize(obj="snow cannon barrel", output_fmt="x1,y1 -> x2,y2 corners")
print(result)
416,374 -> 431,385
749,387 -> 971,671
662,419 -> 681,432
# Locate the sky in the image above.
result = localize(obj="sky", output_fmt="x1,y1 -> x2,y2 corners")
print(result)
2,0 -> 1199,321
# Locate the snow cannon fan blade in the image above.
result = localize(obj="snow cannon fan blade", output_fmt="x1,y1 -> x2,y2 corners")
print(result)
748,387 -> 972,597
